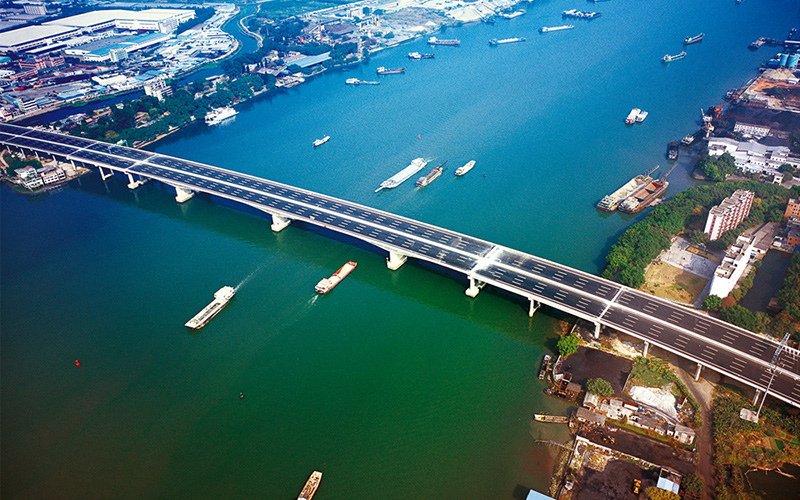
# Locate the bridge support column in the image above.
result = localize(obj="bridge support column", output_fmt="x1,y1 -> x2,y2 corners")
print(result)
593,322 -> 601,339
270,214 -> 291,232
126,173 -> 144,189
643,341 -> 650,357
694,363 -> 703,381
386,251 -> 407,270
465,276 -> 485,298
98,166 -> 113,180
528,298 -> 540,317
752,389 -> 762,406
175,186 -> 195,203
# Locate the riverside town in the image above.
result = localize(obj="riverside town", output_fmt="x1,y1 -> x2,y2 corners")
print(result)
2,1 -> 800,500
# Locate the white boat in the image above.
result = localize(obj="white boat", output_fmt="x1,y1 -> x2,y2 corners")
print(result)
499,10 -> 526,19
636,110 -> 648,122
313,136 -> 330,147
455,160 -> 476,176
539,25 -> 574,33
376,158 -> 428,192
345,78 -> 379,85
625,108 -> 640,125
489,37 -> 526,45
185,286 -> 235,329
205,107 -> 237,126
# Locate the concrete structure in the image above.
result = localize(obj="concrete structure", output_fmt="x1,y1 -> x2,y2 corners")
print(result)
672,424 -> 696,445
3,123 -> 799,409
734,121 -> 771,139
14,165 -> 43,189
576,407 -> 606,426
144,77 -> 172,101
38,165 -> 66,184
709,237 -> 755,298
785,198 -> 800,222
787,216 -> 800,252
24,3 -> 46,16
657,468 -> 681,494
704,189 -> 754,241
707,137 -> 796,175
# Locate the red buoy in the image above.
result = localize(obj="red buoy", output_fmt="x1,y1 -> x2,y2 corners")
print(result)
75,360 -> 80,366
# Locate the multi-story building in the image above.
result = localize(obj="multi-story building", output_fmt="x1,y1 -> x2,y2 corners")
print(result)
23,3 -> 47,16
704,189 -> 754,241
706,137 -> 797,176
733,121 -> 770,139
787,216 -> 800,252
15,165 -> 44,189
144,77 -> 173,101
709,237 -> 755,298
785,198 -> 800,222
38,166 -> 66,184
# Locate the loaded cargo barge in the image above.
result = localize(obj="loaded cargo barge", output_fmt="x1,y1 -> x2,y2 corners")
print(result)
185,286 -> 235,329
376,158 -> 428,191
297,471 -> 322,500
315,262 -> 357,294
596,174 -> 651,212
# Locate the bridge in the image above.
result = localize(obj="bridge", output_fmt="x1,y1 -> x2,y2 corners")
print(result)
3,122 -> 799,408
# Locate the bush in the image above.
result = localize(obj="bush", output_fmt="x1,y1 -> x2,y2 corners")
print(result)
682,473 -> 704,496
557,333 -> 580,358
703,294 -> 722,311
645,486 -> 680,500
586,378 -> 614,397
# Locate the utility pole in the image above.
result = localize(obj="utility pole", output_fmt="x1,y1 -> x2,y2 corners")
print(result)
756,332 -> 791,420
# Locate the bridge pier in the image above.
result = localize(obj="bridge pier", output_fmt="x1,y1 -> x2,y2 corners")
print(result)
174,186 -> 195,203
386,250 -> 407,270
694,363 -> 703,381
643,341 -> 650,357
270,214 -> 291,232
753,389 -> 762,406
593,322 -> 601,339
126,173 -> 145,189
528,298 -> 540,317
98,166 -> 114,180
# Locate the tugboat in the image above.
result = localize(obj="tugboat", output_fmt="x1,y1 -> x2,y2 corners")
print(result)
684,33 -> 704,45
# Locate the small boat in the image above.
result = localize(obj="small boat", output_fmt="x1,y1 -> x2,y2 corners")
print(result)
408,52 -> 434,59
488,37 -> 526,46
376,66 -> 405,75
455,160 -> 476,176
315,262 -> 357,294
636,110 -> 648,122
345,78 -> 379,85
538,354 -> 551,380
681,133 -> 695,145
539,25 -> 574,33
313,136 -> 330,147
662,51 -> 686,62
533,414 -> 569,423
499,10 -> 526,19
428,37 -> 460,46
625,108 -> 640,125
297,471 -> 322,500
684,33 -> 704,45
667,140 -> 679,160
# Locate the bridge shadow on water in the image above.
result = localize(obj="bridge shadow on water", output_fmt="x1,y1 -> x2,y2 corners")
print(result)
63,171 -> 573,345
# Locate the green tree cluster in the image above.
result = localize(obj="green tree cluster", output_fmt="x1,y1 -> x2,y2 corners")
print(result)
586,378 -> 614,396
3,153 -> 43,173
718,304 -> 769,334
775,252 -> 800,340
696,152 -> 737,181
703,294 -> 722,311
602,181 -> 800,288
557,333 -> 580,357
644,486 -> 680,500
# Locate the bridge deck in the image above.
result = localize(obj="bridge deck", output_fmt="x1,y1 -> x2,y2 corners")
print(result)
3,123 -> 798,408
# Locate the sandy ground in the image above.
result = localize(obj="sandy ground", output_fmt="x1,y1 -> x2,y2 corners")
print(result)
560,347 -> 633,395
580,427 -> 696,475
643,261 -> 709,304
658,237 -> 719,280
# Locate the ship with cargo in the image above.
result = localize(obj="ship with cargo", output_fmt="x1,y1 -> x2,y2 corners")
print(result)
297,471 -> 322,500
488,37 -> 526,45
417,161 -> 445,187
315,262 -> 357,294
539,25 -> 574,33
562,9 -> 601,19
428,37 -> 460,46
684,33 -> 704,45
596,167 -> 658,212
408,52 -> 434,59
376,66 -> 405,75
662,51 -> 686,62
618,165 -> 675,214
185,286 -> 235,329
376,158 -> 428,192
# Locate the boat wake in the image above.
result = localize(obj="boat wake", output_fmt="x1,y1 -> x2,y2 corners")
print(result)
234,264 -> 265,292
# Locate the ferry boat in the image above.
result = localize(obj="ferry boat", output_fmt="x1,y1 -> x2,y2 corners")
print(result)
684,33 -> 704,45
315,262 -> 357,294
428,37 -> 460,46
562,9 -> 601,19
667,140 -> 679,160
455,160 -> 476,176
376,158 -> 428,192
416,162 -> 445,187
625,108 -> 640,125
488,37 -> 526,45
313,136 -> 330,147
205,107 -> 237,126
636,110 -> 648,122
597,173 -> 652,212
408,52 -> 435,59
538,354 -> 551,380
662,51 -> 686,62
185,286 -> 235,329
297,471 -> 322,500
376,66 -> 405,75
539,25 -> 574,33
345,78 -> 379,85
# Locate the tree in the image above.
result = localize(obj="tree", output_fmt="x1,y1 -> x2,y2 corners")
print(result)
557,333 -> 580,358
586,378 -> 614,397
703,294 -> 722,311
645,486 -> 680,500
682,473 -> 704,497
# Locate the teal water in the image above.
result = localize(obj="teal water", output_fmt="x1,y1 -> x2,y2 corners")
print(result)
3,0 -> 799,498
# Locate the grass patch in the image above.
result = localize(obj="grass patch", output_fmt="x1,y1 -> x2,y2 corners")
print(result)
628,357 -> 677,388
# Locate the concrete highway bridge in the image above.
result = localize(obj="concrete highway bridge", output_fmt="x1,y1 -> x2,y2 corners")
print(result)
3,123 -> 799,408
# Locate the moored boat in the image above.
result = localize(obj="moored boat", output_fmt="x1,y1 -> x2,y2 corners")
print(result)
667,140 -> 679,160
297,471 -> 322,500
597,173 -> 652,212
455,160 -> 476,176
313,136 -> 330,147
684,33 -> 704,45
315,262 -> 357,294
662,51 -> 686,62
681,133 -> 695,145
205,107 -> 237,126
538,354 -> 551,380
417,161 -> 446,187
376,66 -> 405,75
533,414 -> 569,423
499,10 -> 526,19
376,158 -> 428,192
185,286 -> 235,329
428,37 -> 460,46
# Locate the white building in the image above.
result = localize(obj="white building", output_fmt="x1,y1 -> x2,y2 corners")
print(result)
708,236 -> 755,298
733,121 -> 770,139
144,77 -> 172,101
706,137 -> 797,175
38,166 -> 66,184
23,3 -> 47,16
704,189 -> 754,241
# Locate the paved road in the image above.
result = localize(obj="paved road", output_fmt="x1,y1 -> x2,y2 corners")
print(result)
3,123 -> 799,408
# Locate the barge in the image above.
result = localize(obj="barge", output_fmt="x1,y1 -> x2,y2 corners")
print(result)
185,286 -> 235,329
